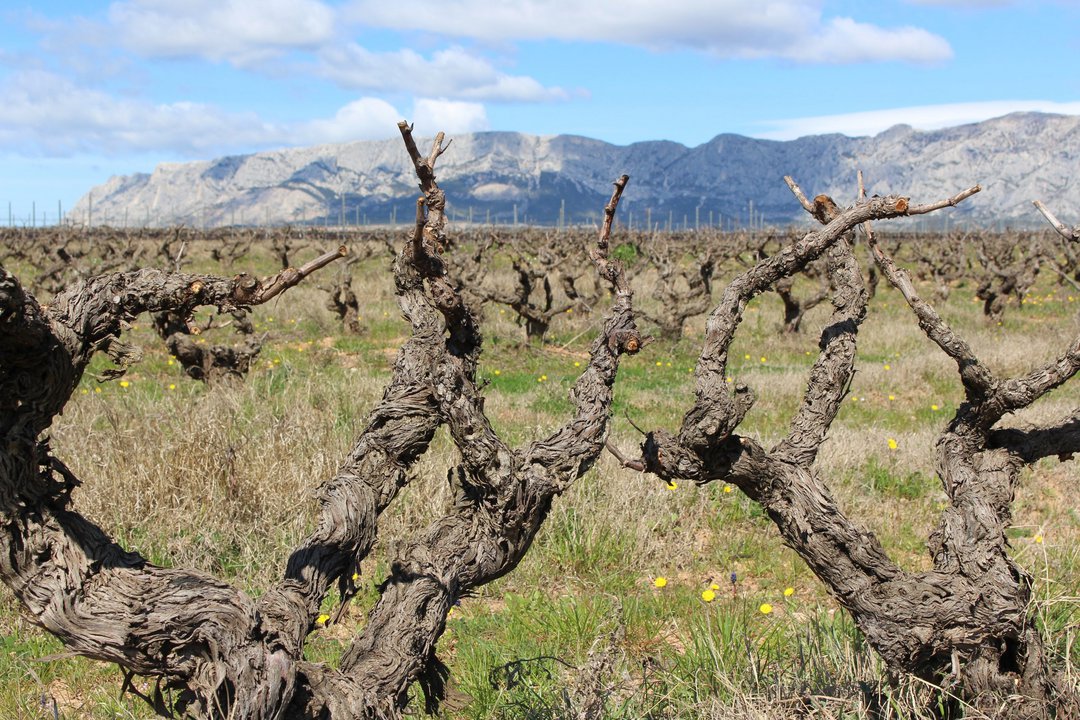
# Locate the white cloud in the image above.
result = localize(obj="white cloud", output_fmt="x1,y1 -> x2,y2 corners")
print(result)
296,98 -> 404,145
410,99 -> 489,135
905,0 -> 1014,6
344,0 -> 952,64
318,44 -> 567,102
26,3 -> 562,107
0,70 -> 282,155
783,18 -> 951,64
756,100 -> 1080,140
0,69 -> 484,157
904,0 -> 1072,7
108,0 -> 336,65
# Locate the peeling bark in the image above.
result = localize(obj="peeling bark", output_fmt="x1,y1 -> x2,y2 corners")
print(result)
1,258 -> 344,718
0,125 -> 639,719
610,181 -> 1080,717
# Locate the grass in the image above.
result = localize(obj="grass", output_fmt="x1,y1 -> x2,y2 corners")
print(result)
2,230 -> 1079,718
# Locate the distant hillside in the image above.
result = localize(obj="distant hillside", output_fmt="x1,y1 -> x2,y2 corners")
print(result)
70,112 -> 1080,229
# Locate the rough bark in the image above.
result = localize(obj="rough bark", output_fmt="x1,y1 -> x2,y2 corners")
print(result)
333,154 -> 639,711
608,181 -> 1080,718
0,123 -> 640,719
1,255 -> 344,718
862,208 -> 1079,718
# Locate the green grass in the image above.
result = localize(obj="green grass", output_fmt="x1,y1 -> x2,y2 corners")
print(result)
2,231 -> 1079,718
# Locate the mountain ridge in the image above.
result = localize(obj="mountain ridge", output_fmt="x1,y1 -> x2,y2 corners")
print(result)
70,112 -> 1080,229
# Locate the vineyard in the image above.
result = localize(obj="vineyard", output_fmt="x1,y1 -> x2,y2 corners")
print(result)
2,126 -> 1079,719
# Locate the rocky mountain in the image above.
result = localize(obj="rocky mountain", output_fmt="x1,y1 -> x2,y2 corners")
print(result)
71,112 -> 1080,229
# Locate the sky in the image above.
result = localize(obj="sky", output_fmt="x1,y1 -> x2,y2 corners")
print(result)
1,0 -> 1078,224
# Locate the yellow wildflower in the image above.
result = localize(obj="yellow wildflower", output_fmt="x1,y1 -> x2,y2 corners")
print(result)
666,481 -> 678,491
316,614 -> 330,625
168,384 -> 176,391
494,369 -> 501,376
653,577 -> 667,588
784,587 -> 794,597
887,438 -> 898,450
723,485 -> 732,493
1034,535 -> 1044,544
701,589 -> 716,602
931,404 -> 939,411
759,603 -> 773,615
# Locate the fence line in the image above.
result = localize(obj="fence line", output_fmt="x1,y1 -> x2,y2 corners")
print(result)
3,198 -> 968,232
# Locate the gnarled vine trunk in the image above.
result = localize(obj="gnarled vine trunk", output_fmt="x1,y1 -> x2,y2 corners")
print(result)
0,123 -> 640,718
611,180 -> 1080,718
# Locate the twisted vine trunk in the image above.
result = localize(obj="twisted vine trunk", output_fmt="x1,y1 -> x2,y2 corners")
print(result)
614,183 -> 1080,718
0,124 -> 640,719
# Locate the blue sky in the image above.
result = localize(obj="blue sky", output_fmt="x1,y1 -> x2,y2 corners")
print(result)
1,0 -> 1078,223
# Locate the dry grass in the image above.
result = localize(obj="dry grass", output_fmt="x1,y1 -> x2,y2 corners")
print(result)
2,230 -> 1078,719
